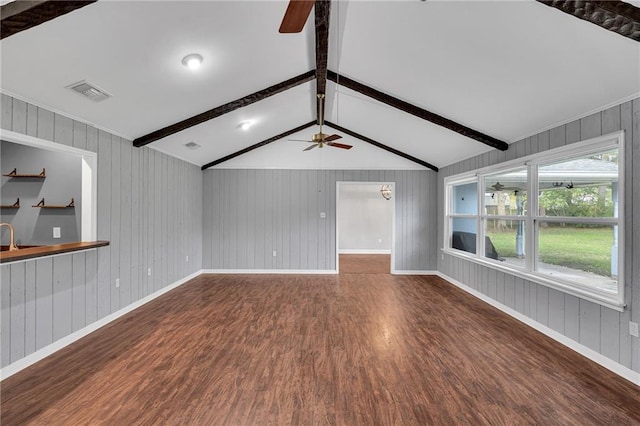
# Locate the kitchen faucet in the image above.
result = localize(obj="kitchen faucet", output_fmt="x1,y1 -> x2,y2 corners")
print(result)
0,223 -> 19,251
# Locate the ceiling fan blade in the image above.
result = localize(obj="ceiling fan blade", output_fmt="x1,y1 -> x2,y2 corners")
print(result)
323,134 -> 342,142
327,142 -> 353,150
303,143 -> 318,151
279,0 -> 315,33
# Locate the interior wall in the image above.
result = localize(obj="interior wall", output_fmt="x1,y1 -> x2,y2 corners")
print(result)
202,169 -> 437,271
338,183 -> 392,253
1,141 -> 82,245
437,98 -> 640,374
0,94 -> 204,369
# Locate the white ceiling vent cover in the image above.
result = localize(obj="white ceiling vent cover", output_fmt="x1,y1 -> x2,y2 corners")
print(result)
66,80 -> 112,102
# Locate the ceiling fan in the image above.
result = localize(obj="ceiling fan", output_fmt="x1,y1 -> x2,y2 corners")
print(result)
490,181 -> 525,195
279,1 -> 350,151
279,0 -> 315,33
289,94 -> 353,151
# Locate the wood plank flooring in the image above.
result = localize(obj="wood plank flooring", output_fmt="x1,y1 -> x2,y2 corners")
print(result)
339,254 -> 390,274
1,272 -> 639,425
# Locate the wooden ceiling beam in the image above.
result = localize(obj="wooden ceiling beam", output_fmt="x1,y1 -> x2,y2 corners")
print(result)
536,0 -> 640,42
314,0 -> 330,96
1,1 -> 96,40
134,70 -> 316,147
315,0 -> 331,123
324,121 -> 439,171
201,121 -> 316,170
327,71 -> 509,151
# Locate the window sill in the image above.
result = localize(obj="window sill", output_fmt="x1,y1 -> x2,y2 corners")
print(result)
0,241 -> 109,264
441,248 -> 625,312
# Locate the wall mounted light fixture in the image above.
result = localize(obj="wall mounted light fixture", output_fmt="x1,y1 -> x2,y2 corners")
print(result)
380,184 -> 392,200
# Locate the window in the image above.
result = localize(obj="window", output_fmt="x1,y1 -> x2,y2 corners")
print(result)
448,179 -> 478,255
483,167 -> 528,267
444,132 -> 624,310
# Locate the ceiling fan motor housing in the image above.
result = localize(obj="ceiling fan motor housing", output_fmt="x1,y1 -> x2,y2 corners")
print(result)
312,133 -> 329,142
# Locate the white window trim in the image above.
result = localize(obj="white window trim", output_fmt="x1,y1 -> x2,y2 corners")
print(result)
443,131 -> 625,311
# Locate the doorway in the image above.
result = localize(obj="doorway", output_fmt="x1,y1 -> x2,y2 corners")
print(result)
336,182 -> 395,274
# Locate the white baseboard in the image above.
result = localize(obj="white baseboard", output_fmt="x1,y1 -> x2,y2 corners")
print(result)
339,249 -> 391,254
392,270 -> 438,275
202,269 -> 338,275
435,271 -> 640,386
0,269 -> 203,381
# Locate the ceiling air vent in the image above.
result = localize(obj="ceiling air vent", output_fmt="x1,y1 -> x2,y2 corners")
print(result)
185,142 -> 201,150
66,80 -> 112,102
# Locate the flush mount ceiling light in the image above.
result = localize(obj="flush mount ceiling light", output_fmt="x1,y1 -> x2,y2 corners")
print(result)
238,121 -> 253,131
182,53 -> 203,70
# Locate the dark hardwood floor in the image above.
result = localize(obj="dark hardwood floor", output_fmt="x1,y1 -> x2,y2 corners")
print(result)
339,254 -> 390,274
2,271 -> 639,425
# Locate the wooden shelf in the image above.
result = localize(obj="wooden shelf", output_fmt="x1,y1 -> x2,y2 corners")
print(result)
32,198 -> 74,209
0,198 -> 20,209
3,168 -> 46,178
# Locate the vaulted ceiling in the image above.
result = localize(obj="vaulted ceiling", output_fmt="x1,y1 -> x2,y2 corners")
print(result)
1,0 -> 639,171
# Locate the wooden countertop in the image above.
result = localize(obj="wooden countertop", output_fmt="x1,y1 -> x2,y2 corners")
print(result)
0,241 -> 109,263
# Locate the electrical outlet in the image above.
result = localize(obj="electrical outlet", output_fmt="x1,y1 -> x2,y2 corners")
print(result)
630,321 -> 639,337
53,227 -> 61,239
272,250 -> 277,257
148,268 -> 152,277
115,278 -> 120,288
320,212 -> 326,219
186,255 -> 189,263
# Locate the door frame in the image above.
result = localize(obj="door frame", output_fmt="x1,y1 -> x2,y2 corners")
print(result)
336,181 -> 396,273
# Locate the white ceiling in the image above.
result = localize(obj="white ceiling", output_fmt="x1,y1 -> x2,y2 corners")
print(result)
1,0 -> 638,170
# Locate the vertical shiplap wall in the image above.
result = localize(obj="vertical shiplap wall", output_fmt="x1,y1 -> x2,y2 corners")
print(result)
203,169 -> 437,271
437,98 -> 640,374
0,94 -> 203,368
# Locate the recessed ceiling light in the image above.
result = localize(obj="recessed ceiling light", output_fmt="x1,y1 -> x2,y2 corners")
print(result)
239,121 -> 253,131
182,53 -> 203,70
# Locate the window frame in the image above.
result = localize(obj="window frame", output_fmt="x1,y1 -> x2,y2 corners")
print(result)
443,131 -> 625,311
445,175 -> 479,254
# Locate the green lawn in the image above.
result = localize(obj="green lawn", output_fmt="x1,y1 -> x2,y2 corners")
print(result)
487,226 -> 613,276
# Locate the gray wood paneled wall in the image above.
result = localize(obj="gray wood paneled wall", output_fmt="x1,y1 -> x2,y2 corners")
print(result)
0,94 -> 203,368
202,169 -> 438,271
437,99 -> 640,374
